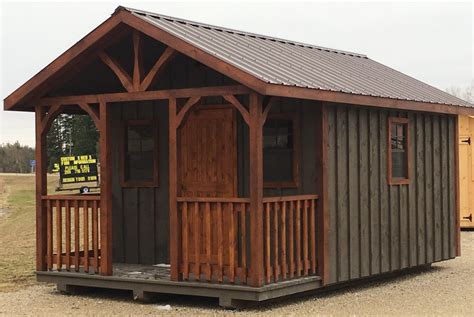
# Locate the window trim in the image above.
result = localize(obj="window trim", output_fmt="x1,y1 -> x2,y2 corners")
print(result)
121,119 -> 159,188
387,117 -> 411,185
263,112 -> 300,189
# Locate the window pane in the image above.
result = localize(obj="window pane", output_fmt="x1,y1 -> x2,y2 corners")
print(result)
390,121 -> 408,179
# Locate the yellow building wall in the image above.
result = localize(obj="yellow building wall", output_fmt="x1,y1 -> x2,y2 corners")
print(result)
459,115 -> 474,228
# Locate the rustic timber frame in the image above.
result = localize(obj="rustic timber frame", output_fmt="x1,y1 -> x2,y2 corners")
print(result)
4,6 -> 472,308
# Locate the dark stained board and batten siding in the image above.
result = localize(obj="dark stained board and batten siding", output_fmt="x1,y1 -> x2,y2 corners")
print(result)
327,104 -> 457,284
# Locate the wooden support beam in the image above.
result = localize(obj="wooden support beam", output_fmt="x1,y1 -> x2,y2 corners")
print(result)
315,102 -> 330,284
223,95 -> 250,125
99,100 -> 113,275
99,51 -> 134,92
140,47 -> 176,91
77,103 -> 100,128
176,96 -> 201,128
35,105 -> 47,271
168,98 -> 180,281
132,30 -> 143,91
249,93 -> 264,286
37,85 -> 251,106
262,96 -> 276,124
41,104 -> 62,135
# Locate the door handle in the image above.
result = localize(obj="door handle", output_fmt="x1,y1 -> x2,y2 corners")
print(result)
463,214 -> 472,222
461,137 -> 471,145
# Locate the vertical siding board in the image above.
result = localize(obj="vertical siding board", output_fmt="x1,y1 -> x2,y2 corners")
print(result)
111,105 -> 124,262
389,111 -> 399,271
448,117 -> 456,258
432,116 -> 442,262
441,117 -> 450,260
336,107 -> 349,282
408,113 -> 417,267
358,109 -> 371,277
327,107 -> 338,284
348,108 -> 360,279
379,111 -> 390,273
424,115 -> 434,264
416,114 -> 426,265
399,184 -> 408,269
369,110 -> 381,275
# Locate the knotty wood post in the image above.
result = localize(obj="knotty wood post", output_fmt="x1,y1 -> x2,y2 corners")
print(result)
99,100 -> 113,275
35,105 -> 47,271
249,93 -> 264,287
169,97 -> 181,280
315,102 -> 329,284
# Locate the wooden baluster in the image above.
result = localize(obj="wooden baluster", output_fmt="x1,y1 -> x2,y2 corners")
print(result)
265,202 -> 271,284
273,202 -> 279,281
229,203 -> 236,283
83,201 -> 89,273
193,202 -> 200,281
281,201 -> 287,280
240,202 -> 247,284
47,199 -> 53,270
310,199 -> 317,274
65,200 -> 71,271
74,200 -> 80,272
205,202 -> 211,281
296,200 -> 301,277
182,202 -> 189,280
303,200 -> 309,276
56,200 -> 62,271
289,201 -> 295,278
93,200 -> 99,273
217,202 -> 223,282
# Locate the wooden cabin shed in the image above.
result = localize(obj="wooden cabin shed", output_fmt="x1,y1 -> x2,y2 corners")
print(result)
459,115 -> 474,228
4,6 -> 474,308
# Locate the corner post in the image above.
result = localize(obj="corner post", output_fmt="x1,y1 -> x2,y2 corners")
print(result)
99,100 -> 113,275
454,115 -> 460,256
315,102 -> 329,284
168,97 -> 181,280
35,105 -> 47,271
249,93 -> 264,287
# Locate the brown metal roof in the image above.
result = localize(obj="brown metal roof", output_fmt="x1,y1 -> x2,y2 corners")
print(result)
124,6 -> 472,108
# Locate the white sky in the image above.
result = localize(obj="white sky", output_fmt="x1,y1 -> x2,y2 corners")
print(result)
1,0 -> 473,147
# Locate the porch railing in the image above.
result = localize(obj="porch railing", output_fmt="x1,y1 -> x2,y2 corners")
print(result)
42,195 -> 102,273
177,197 -> 250,284
176,194 -> 318,285
263,194 -> 318,283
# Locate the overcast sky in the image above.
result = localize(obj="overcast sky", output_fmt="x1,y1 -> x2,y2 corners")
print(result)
1,0 -> 473,147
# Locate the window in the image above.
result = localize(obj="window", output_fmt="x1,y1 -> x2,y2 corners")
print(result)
388,117 -> 410,185
121,120 -> 159,187
263,113 -> 299,188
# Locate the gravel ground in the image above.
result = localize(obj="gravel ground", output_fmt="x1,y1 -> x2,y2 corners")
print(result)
0,232 -> 473,316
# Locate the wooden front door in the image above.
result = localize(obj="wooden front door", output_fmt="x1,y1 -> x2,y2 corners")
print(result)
178,105 -> 237,197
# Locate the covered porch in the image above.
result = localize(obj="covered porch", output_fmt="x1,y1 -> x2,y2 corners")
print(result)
34,84 -> 328,295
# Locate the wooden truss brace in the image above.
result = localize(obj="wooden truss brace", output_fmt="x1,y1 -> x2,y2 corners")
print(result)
223,94 -> 250,125
99,30 -> 176,93
40,103 -> 100,137
176,96 -> 202,128
262,96 -> 275,124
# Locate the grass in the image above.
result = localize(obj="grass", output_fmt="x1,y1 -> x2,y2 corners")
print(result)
0,174 -> 79,292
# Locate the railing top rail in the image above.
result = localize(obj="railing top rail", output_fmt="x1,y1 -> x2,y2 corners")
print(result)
41,195 -> 101,201
177,197 -> 250,203
262,194 -> 319,203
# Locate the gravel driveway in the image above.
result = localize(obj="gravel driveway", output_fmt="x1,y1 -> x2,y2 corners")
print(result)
1,232 -> 473,316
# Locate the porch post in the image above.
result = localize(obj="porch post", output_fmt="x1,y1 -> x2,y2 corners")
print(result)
249,93 -> 264,287
99,100 -> 113,275
168,97 -> 181,280
35,105 -> 47,271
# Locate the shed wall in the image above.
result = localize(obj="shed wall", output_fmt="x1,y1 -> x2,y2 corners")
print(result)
327,104 -> 457,284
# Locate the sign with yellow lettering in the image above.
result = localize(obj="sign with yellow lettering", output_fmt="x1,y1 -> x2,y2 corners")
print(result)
59,155 -> 99,184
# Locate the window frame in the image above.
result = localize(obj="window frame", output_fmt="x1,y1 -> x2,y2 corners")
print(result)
263,112 -> 300,189
121,119 -> 159,188
387,117 -> 411,185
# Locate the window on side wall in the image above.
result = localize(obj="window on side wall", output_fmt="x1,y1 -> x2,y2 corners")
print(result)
121,120 -> 159,187
388,117 -> 410,185
263,113 -> 299,188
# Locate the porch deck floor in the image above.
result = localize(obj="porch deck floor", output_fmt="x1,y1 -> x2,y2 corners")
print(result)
113,263 -> 171,281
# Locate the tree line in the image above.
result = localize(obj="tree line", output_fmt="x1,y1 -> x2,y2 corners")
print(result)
0,114 -> 99,173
